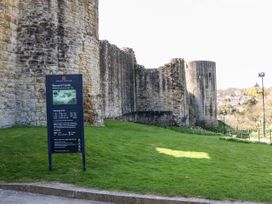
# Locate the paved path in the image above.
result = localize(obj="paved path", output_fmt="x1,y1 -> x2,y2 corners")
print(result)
0,189 -> 112,204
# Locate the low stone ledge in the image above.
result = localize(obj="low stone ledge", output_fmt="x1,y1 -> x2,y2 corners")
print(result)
0,182 -> 261,204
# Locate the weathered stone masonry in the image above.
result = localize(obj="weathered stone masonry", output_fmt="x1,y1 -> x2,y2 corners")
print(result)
100,40 -> 136,118
99,41 -> 217,128
0,0 -> 101,127
134,60 -> 189,126
0,0 -> 19,128
99,41 -> 190,127
0,0 -> 217,128
186,61 -> 217,128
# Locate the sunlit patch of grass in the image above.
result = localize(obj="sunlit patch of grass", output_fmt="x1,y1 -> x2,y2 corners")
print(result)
156,147 -> 210,159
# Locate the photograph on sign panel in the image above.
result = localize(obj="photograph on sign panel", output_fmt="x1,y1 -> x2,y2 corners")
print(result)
53,89 -> 77,105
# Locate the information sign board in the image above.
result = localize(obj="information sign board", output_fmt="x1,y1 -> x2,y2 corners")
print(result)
46,74 -> 86,171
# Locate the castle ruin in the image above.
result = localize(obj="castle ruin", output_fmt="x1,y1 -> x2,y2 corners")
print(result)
0,0 -> 217,128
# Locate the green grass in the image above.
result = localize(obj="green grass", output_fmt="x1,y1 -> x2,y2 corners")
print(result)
169,126 -> 222,136
0,120 -> 272,202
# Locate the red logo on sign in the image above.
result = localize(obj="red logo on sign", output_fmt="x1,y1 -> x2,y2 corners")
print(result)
62,76 -> 67,81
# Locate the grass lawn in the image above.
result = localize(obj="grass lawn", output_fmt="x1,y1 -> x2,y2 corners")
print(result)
0,120 -> 272,202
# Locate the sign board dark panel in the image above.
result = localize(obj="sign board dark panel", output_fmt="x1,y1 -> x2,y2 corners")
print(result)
46,74 -> 86,170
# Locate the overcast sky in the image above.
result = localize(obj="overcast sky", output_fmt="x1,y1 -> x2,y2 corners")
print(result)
99,0 -> 272,89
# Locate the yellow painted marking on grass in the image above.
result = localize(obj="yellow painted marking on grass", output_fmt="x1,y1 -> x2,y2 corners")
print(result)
156,147 -> 210,159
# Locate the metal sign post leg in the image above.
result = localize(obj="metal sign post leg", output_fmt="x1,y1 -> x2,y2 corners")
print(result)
82,152 -> 86,171
48,153 -> 52,171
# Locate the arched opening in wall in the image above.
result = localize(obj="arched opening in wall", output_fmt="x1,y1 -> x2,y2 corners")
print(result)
205,105 -> 208,116
205,74 -> 209,89
210,102 -> 213,117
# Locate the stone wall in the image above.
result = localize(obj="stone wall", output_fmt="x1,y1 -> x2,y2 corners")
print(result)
0,0 -> 101,127
0,0 -> 19,127
186,61 -> 217,128
100,40 -> 136,118
135,59 -> 189,126
99,42 -> 190,127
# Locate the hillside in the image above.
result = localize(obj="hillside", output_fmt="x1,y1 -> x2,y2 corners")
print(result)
217,87 -> 272,130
